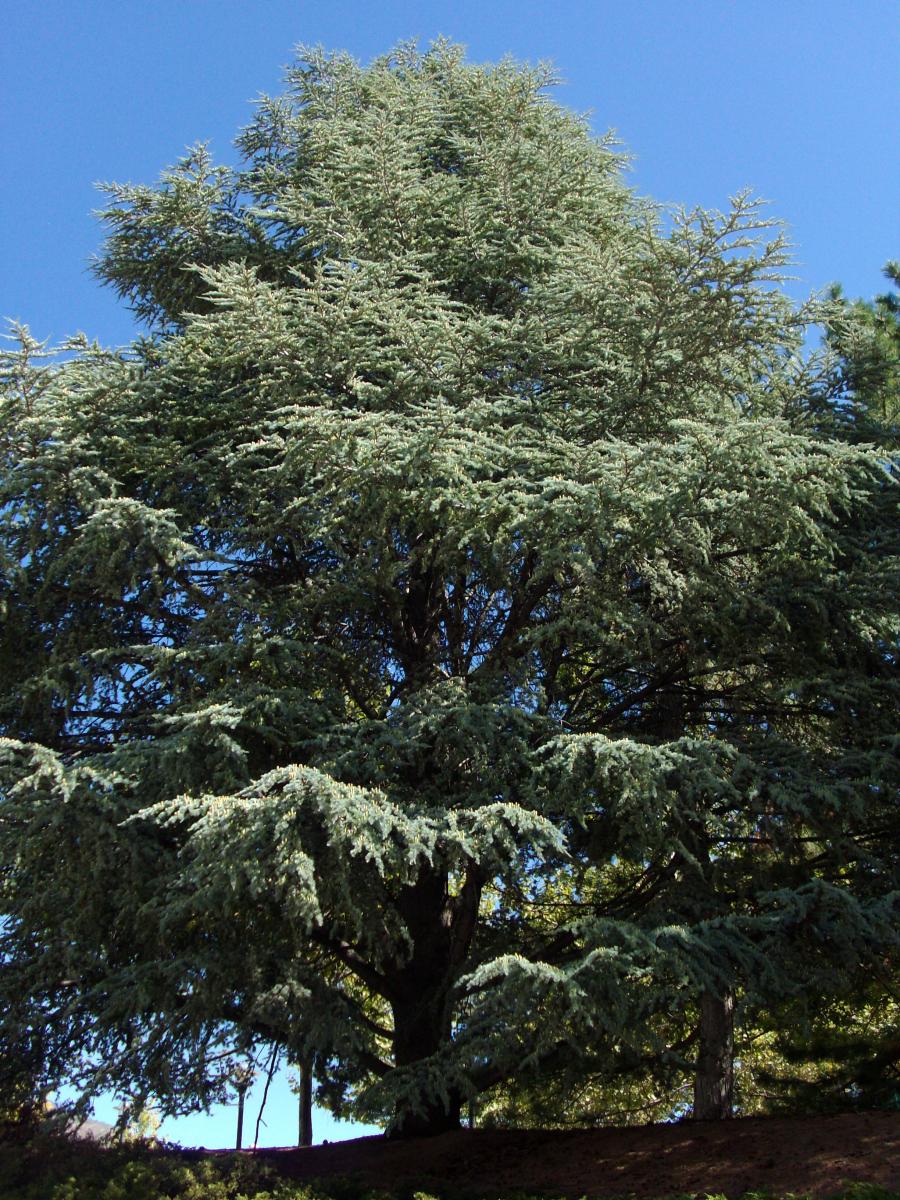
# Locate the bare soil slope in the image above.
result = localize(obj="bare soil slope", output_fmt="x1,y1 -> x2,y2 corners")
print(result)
245,1112 -> 899,1197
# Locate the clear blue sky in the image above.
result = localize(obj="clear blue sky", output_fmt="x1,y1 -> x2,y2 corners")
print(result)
68,1064 -> 383,1150
4,0 -> 897,1149
3,0 -> 897,347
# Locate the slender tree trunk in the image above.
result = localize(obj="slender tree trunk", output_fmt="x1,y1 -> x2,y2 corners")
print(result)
692,988 -> 735,1120
235,1083 -> 247,1150
298,1056 -> 313,1147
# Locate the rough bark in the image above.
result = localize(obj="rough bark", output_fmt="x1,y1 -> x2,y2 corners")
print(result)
692,988 -> 735,1120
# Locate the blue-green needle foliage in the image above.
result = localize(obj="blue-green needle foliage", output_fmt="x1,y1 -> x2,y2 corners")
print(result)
1,42 -> 897,1135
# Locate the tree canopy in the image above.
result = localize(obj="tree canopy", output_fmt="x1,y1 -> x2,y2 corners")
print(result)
1,41 -> 897,1136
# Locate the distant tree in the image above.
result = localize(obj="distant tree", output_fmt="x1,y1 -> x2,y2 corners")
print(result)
231,1062 -> 256,1151
1,42 -> 897,1137
825,261 -> 900,447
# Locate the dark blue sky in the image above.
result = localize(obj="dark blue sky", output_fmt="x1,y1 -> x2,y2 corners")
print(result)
4,0 -> 897,1149
2,0 -> 897,349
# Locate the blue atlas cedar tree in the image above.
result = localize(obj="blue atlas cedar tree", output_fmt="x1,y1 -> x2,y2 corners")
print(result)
0,42 -> 897,1137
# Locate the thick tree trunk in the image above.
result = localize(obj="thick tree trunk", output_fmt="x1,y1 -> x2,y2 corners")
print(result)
389,987 -> 462,1137
692,988 -> 735,1120
297,1056 -> 313,1147
383,862 -> 485,1137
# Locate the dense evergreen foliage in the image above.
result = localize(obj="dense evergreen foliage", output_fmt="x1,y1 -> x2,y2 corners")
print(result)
1,43 -> 897,1136
746,262 -> 900,1115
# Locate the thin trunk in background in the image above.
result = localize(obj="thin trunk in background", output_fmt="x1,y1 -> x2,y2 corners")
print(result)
298,1056 -> 313,1147
235,1081 -> 248,1150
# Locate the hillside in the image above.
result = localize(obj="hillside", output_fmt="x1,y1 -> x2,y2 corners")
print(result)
236,1112 -> 899,1196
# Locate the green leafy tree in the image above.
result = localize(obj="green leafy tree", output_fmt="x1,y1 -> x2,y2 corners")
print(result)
1,42 -> 897,1136
730,986 -> 900,1115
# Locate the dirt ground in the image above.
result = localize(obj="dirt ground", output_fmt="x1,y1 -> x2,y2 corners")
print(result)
241,1112 -> 899,1197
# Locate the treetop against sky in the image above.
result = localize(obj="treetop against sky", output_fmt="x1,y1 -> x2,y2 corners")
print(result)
1,0 -> 897,348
